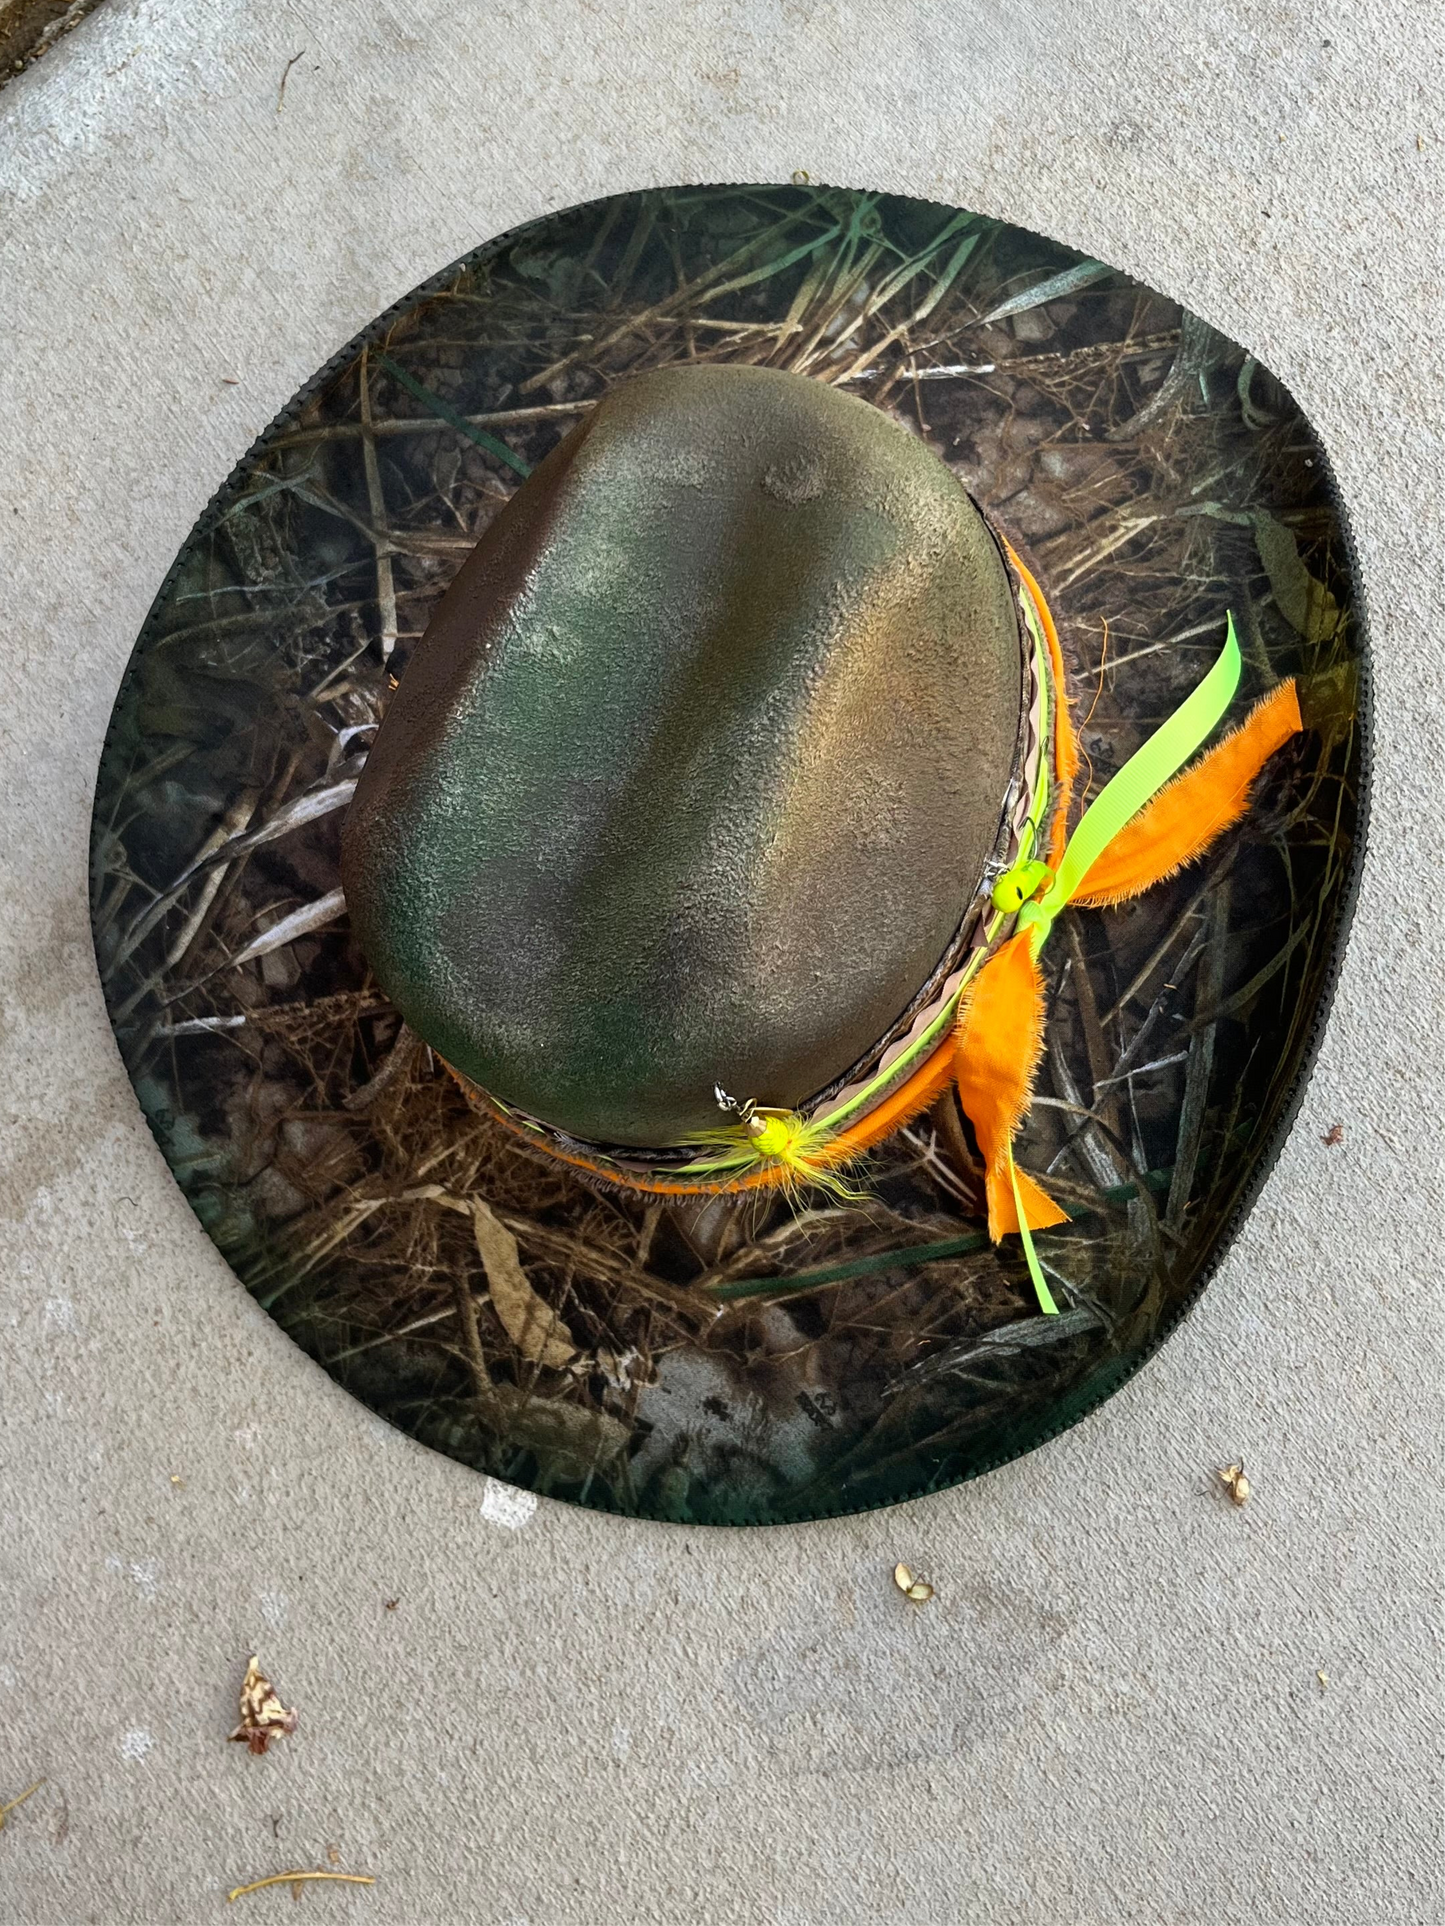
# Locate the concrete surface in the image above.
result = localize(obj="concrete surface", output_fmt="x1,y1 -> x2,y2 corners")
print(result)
1,3 -> 1441,1921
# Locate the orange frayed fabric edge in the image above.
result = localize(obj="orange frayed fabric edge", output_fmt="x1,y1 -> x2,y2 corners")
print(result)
1073,680 -> 1302,909
952,932 -> 1069,1238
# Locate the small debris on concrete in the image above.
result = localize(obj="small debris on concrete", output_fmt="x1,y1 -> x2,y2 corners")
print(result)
893,1561 -> 935,1603
1217,1461 -> 1252,1507
1317,1669 -> 1330,1690
227,1869 -> 375,1903
276,50 -> 305,115
1321,1122 -> 1345,1146
0,1779 -> 43,1834
228,1657 -> 299,1756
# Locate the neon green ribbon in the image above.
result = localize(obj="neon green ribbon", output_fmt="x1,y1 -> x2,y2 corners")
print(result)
1015,614 -> 1242,958
1009,1150 -> 1059,1315
1002,613 -> 1242,1313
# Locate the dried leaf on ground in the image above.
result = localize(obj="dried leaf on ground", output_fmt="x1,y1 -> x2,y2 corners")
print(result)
228,1656 -> 299,1755
227,889 -> 347,970
1253,513 -> 1342,642
470,1200 -> 578,1368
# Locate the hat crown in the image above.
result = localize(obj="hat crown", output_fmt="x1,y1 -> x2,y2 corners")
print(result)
344,364 -> 1024,1146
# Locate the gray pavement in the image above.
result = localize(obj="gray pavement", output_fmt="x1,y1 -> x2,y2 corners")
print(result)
0,3 -> 1440,1920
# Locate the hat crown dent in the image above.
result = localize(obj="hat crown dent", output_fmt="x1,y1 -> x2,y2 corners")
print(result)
343,363 -> 1025,1148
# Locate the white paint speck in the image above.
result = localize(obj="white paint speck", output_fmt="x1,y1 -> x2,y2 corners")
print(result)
43,1296 -> 77,1333
233,1426 -> 259,1450
0,1664 -> 19,1689
610,1720 -> 632,1763
480,1479 -> 537,1531
120,1727 -> 153,1762
260,1591 -> 288,1630
107,1555 -> 160,1599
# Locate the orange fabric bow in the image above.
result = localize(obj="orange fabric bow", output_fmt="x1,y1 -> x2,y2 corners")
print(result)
953,675 -> 1303,1240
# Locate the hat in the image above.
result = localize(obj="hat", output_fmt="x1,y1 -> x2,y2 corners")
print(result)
91,182 -> 1364,1521
342,360 -> 1302,1311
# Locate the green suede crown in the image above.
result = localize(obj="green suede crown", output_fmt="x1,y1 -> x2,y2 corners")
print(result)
342,364 -> 1027,1148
